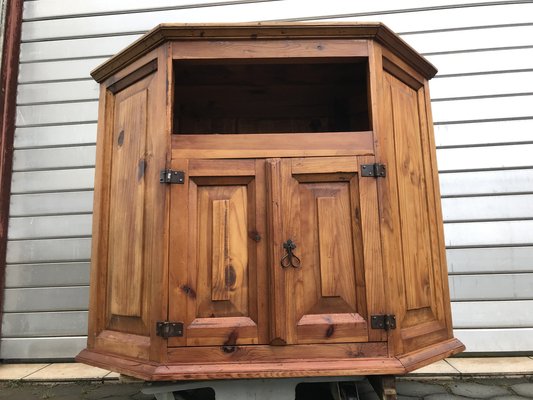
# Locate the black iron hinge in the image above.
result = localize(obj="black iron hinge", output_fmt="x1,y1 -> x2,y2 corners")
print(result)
361,163 -> 386,178
156,321 -> 184,338
159,169 -> 185,184
371,314 -> 396,331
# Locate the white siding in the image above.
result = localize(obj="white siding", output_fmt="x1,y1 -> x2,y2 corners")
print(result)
3,0 -> 533,359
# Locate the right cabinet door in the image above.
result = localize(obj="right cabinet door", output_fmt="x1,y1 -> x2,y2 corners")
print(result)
266,156 -> 387,345
380,70 -> 450,353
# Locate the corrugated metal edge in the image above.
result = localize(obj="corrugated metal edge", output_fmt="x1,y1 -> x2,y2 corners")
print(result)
90,22 -> 438,82
0,0 -> 24,352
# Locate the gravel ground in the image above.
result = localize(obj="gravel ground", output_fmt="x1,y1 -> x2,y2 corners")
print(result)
1,376 -> 532,399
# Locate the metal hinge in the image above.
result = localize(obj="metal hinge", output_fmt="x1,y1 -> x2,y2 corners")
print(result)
156,321 -> 184,338
159,169 -> 185,184
371,314 -> 396,331
361,163 -> 386,178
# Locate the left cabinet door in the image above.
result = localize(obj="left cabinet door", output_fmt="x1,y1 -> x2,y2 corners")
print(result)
168,158 -> 268,347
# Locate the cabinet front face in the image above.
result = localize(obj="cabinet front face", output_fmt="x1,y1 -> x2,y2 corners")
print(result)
168,155 -> 386,348
167,51 -> 386,350
80,28 -> 463,379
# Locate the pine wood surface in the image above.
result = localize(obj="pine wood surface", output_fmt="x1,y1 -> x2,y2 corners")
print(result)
80,23 -> 462,380
90,23 -> 437,83
376,51 -> 449,356
87,47 -> 170,362
76,337 -> 464,381
171,132 -> 374,159
168,159 -> 265,347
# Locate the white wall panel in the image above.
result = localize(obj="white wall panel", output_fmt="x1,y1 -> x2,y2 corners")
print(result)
431,71 -> 533,100
14,124 -> 97,149
23,0 -> 260,19
316,3 -> 533,34
440,169 -> 533,197
21,4 -> 284,41
0,337 -> 87,359
434,120 -> 533,148
444,221 -> 533,247
8,214 -> 92,240
5,263 -> 90,288
6,238 -> 91,264
12,146 -> 96,171
23,1 -> 532,41
27,2 -> 533,42
437,144 -> 533,172
19,34 -> 140,62
2,311 -> 88,337
452,301 -> 533,329
3,287 -> 89,312
22,0 -> 513,20
404,25 -> 533,54
16,101 -> 98,126
427,48 -> 533,76
18,58 -> 106,83
11,169 -> 95,193
432,95 -> 533,124
447,247 -> 533,275
442,194 -> 533,222
449,274 -> 533,301
10,191 -> 93,217
17,80 -> 98,104
454,329 -> 533,353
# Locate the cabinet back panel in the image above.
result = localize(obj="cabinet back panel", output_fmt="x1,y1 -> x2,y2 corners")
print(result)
173,61 -> 369,134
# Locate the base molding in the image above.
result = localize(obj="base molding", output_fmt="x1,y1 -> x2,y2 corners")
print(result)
76,338 -> 464,381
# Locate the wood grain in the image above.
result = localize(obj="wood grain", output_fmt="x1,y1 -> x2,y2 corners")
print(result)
77,346 -> 406,381
389,77 -> 432,311
211,199 -> 231,302
169,159 -> 263,347
167,342 -> 388,363
83,48 -> 167,363
108,89 -> 147,317
87,86 -> 113,349
80,24 -> 461,378
171,132 -> 374,159
89,23 -> 437,83
279,157 -> 372,345
374,50 -> 452,356
93,330 -> 150,360
265,158 -> 287,345
317,197 -> 340,297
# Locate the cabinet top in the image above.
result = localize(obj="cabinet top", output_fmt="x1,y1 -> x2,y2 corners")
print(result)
91,22 -> 437,82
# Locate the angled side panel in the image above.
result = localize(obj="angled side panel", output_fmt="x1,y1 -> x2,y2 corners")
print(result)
83,51 -> 170,363
377,61 -> 451,355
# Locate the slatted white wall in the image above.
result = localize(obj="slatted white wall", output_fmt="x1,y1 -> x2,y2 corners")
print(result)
2,0 -> 533,359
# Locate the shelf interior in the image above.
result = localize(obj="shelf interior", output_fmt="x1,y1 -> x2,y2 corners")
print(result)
173,58 -> 370,135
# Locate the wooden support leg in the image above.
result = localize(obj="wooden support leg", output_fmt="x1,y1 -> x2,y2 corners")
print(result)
368,375 -> 397,400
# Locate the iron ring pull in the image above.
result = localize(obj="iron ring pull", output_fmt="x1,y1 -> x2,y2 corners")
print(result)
281,239 -> 301,269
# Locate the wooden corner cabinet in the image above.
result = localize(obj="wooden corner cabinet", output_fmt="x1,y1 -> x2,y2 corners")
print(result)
76,23 -> 464,381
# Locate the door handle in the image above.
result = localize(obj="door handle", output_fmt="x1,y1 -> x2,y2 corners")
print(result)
281,239 -> 301,269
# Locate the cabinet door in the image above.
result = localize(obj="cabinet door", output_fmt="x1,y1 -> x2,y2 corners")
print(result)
380,70 -> 450,353
168,159 -> 267,347
266,157 -> 385,345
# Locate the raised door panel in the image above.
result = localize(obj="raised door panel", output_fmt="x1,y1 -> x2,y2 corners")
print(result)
104,72 -> 156,337
267,157 -> 384,345
381,70 -> 449,352
169,159 -> 267,347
